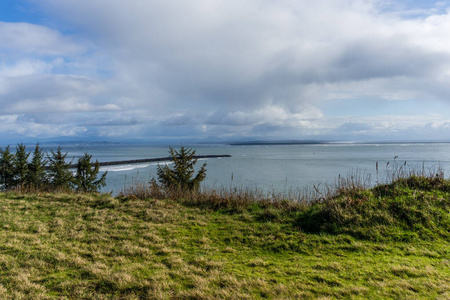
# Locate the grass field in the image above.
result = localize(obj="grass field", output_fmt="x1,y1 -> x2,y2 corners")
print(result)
1,174 -> 450,299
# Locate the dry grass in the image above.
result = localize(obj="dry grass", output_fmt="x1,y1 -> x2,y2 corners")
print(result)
0,191 -> 450,299
119,161 -> 441,211
119,180 -> 316,212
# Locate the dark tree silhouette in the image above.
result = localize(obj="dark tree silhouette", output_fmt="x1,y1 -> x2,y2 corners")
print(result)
74,153 -> 107,193
47,146 -> 73,191
14,143 -> 30,188
0,146 -> 15,190
27,143 -> 47,189
157,146 -> 207,191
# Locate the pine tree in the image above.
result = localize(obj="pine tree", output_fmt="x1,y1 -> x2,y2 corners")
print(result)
74,153 -> 107,193
47,146 -> 73,191
14,143 -> 30,188
27,143 -> 47,189
157,146 -> 207,191
0,146 -> 15,190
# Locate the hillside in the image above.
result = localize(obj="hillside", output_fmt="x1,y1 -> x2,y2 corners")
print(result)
1,178 -> 450,299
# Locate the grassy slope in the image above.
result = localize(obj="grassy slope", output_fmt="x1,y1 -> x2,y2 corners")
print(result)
0,189 -> 450,299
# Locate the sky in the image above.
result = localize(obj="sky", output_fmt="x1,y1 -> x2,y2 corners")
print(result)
1,0 -> 450,144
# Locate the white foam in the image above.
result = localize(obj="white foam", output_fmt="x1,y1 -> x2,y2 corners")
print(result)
100,161 -> 173,172
100,164 -> 151,172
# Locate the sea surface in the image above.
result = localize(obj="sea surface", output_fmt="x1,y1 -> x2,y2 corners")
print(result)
35,142 -> 450,195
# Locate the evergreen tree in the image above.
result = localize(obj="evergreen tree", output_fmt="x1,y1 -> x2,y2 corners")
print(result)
0,146 -> 15,190
27,143 -> 47,189
74,153 -> 107,193
14,143 -> 30,188
157,146 -> 207,191
47,146 -> 73,191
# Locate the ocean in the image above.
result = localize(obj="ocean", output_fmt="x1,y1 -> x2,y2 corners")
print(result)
35,142 -> 450,195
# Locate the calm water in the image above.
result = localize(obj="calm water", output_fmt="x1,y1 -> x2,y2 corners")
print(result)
37,142 -> 450,195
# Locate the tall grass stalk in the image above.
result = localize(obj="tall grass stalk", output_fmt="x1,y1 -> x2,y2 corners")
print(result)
119,161 -> 448,213
120,181 -> 317,210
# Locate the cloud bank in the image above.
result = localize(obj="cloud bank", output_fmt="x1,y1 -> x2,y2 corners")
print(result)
1,0 -> 450,143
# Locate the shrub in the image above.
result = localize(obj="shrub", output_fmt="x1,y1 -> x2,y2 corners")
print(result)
157,146 -> 207,191
0,146 -> 15,190
0,143 -> 109,193
74,153 -> 107,193
47,146 -> 74,191
27,143 -> 48,189
14,143 -> 30,188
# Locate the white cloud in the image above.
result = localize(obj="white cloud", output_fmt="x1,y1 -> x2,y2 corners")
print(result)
0,113 -> 88,139
0,21 -> 85,56
0,74 -> 114,114
206,104 -> 323,127
0,59 -> 51,77
2,0 -> 450,141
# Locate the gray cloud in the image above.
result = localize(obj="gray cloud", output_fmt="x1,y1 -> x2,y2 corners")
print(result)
1,0 -> 450,141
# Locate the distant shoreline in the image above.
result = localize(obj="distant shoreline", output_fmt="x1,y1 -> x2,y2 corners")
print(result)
228,140 -> 450,146
228,141 -> 327,146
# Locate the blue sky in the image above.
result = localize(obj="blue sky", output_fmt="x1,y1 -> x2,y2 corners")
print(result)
1,0 -> 450,144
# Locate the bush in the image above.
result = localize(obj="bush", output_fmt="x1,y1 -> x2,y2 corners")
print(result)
74,153 -> 107,193
157,146 -> 207,191
0,143 -> 108,193
14,143 -> 30,188
0,146 -> 15,190
47,146 -> 74,191
295,174 -> 450,240
27,143 -> 48,189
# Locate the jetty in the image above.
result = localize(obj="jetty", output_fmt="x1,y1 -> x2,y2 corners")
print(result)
55,154 -> 231,169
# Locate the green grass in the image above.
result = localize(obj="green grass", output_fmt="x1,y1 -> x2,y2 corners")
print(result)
297,174 -> 450,241
1,175 -> 450,299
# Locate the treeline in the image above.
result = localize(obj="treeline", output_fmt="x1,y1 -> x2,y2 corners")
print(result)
0,143 -> 107,193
